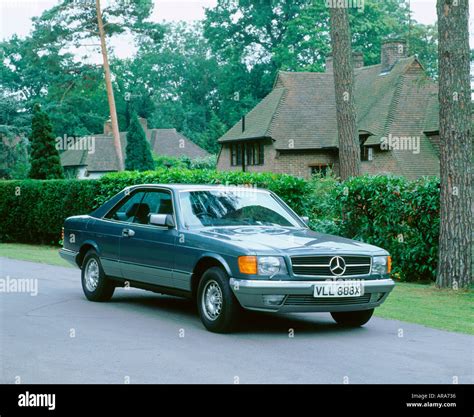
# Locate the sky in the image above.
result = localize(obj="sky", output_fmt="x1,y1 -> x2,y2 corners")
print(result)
0,0 -> 472,66
2,0 -> 470,41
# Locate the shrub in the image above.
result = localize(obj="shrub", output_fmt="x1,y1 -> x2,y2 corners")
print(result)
335,175 -> 440,282
153,155 -> 217,170
95,169 -> 311,215
0,170 -> 311,245
0,179 -> 100,244
0,171 -> 440,282
153,155 -> 188,170
186,155 -> 217,170
306,173 -> 341,234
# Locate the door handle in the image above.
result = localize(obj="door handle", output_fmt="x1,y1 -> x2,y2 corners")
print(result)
122,228 -> 135,237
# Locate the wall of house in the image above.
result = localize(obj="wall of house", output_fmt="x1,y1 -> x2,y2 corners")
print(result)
361,147 -> 400,176
217,143 -> 339,179
271,149 -> 338,178
217,142 -> 431,179
217,141 -> 277,173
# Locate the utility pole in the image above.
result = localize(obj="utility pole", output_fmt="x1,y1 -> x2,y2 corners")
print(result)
96,0 -> 124,170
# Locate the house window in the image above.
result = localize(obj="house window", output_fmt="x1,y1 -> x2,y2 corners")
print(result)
230,142 -> 264,166
230,143 -> 242,166
310,164 -> 332,176
360,134 -> 373,162
361,146 -> 373,161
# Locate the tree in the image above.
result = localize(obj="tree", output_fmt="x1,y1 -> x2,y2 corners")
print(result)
198,111 -> 227,153
28,103 -> 64,179
329,6 -> 360,180
203,0 -> 439,120
436,0 -> 472,289
25,0 -> 163,168
125,114 -> 154,172
96,0 -> 123,170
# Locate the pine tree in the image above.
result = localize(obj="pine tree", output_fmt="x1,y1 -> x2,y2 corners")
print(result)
28,103 -> 64,179
436,0 -> 472,288
329,6 -> 360,180
199,111 -> 227,154
125,114 -> 155,171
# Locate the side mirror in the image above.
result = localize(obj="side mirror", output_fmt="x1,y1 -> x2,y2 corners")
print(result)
149,213 -> 175,228
300,216 -> 309,226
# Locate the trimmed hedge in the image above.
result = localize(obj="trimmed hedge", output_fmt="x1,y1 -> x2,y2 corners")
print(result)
0,169 -> 311,245
0,179 -> 101,244
95,169 -> 311,215
335,175 -> 440,282
0,171 -> 440,282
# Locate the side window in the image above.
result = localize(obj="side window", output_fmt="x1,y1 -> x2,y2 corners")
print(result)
131,190 -> 174,225
105,191 -> 146,222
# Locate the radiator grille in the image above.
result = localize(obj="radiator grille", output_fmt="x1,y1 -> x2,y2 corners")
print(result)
291,255 -> 371,276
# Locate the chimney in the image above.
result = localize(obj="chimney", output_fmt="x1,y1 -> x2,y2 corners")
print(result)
353,52 -> 364,69
381,39 -> 407,73
325,54 -> 333,73
138,117 -> 148,132
104,118 -> 112,135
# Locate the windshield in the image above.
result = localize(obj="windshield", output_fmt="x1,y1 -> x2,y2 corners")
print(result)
179,189 -> 303,228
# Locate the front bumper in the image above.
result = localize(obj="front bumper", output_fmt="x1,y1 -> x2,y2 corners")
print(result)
230,278 -> 395,313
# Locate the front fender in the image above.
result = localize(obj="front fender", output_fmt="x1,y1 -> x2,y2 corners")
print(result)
195,252 -> 233,277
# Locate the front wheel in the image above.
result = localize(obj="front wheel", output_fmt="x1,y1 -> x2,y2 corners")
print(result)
197,267 -> 242,333
331,309 -> 374,327
81,250 -> 115,302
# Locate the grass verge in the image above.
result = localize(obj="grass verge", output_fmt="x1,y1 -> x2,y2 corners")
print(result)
0,243 -> 71,268
375,281 -> 473,335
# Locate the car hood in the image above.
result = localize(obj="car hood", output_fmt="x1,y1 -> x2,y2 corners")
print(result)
197,226 -> 387,256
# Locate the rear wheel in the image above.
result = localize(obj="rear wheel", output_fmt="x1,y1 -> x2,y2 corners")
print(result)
81,250 -> 115,302
197,266 -> 241,333
331,309 -> 374,327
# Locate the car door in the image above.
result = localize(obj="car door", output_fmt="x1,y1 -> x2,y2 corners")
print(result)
118,188 -> 177,288
94,190 -> 147,278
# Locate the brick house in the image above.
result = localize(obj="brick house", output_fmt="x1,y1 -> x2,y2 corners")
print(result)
61,118 -> 210,179
216,40 -> 440,180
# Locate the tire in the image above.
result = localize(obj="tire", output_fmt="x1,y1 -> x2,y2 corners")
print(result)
197,266 -> 242,333
331,308 -> 374,327
81,249 -> 115,302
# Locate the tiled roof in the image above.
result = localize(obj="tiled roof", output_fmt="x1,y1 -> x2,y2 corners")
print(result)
218,88 -> 286,142
61,128 -> 209,172
150,129 -> 210,159
218,56 -> 439,152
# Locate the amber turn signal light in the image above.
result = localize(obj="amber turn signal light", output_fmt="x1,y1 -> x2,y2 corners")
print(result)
387,256 -> 392,273
238,256 -> 257,274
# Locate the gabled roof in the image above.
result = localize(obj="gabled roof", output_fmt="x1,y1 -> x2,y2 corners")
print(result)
218,88 -> 286,142
218,56 -> 439,154
150,129 -> 210,159
61,128 -> 209,172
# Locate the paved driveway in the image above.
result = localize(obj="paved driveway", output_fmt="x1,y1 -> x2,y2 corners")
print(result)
0,258 -> 472,384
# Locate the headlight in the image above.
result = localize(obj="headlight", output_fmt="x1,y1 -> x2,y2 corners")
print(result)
372,256 -> 391,275
238,256 -> 287,276
258,257 -> 281,275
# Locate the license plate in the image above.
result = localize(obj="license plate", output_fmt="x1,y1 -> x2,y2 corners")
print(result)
313,281 -> 364,298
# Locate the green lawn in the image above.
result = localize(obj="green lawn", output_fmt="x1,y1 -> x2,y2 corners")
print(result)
375,281 -> 473,335
0,243 -> 472,334
0,243 -> 72,268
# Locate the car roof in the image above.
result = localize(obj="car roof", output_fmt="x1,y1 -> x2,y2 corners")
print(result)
126,183 -> 271,193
